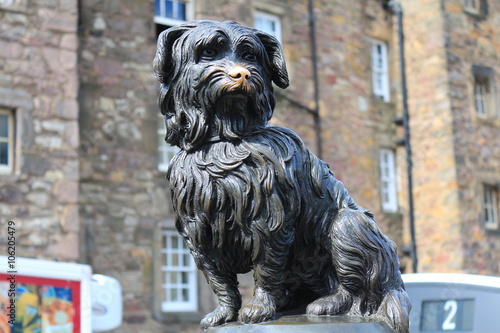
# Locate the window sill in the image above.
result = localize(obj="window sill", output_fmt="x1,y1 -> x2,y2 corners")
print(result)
0,2 -> 28,14
463,9 -> 487,20
154,16 -> 187,27
154,311 -> 204,324
372,96 -> 393,105
475,114 -> 500,127
485,226 -> 500,235
0,169 -> 15,178
382,211 -> 403,217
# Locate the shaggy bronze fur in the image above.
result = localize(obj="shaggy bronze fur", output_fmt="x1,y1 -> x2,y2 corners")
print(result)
154,20 -> 411,332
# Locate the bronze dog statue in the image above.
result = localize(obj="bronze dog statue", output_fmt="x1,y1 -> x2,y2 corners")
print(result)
154,20 -> 411,332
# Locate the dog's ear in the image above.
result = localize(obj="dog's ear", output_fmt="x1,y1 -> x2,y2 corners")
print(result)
255,31 -> 289,89
153,24 -> 195,88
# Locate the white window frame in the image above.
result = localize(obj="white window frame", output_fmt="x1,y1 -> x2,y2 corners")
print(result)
484,185 -> 499,230
371,40 -> 390,102
154,0 -> 193,27
474,75 -> 495,117
161,230 -> 198,312
0,109 -> 14,174
380,149 -> 398,212
254,11 -> 282,42
158,115 -> 180,172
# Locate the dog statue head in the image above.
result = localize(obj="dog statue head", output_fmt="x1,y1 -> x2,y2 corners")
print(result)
153,20 -> 289,151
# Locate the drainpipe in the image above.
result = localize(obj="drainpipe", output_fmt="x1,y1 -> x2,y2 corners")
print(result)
308,0 -> 323,159
385,1 -> 418,273
277,0 -> 323,159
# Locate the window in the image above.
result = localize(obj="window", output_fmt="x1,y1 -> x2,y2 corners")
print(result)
158,116 -> 180,172
380,149 -> 398,212
255,11 -> 282,42
0,0 -> 27,11
161,230 -> 198,312
463,0 -> 487,15
371,40 -> 390,102
0,109 -> 14,174
483,185 -> 499,230
473,66 -> 496,117
154,0 -> 192,27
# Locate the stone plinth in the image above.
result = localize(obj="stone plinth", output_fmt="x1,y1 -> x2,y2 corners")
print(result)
207,315 -> 394,332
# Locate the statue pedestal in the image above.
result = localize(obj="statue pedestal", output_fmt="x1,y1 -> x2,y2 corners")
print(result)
207,315 -> 394,332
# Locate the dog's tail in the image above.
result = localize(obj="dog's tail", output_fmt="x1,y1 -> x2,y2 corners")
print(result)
377,288 -> 412,333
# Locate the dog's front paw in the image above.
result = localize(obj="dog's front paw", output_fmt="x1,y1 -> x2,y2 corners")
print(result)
240,288 -> 277,324
200,305 -> 238,331
241,301 -> 276,324
306,288 -> 353,316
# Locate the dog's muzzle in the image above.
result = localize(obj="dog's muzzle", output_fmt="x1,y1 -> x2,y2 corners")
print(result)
227,65 -> 251,93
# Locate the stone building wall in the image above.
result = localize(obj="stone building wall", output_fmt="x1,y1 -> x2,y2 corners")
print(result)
0,0 -> 80,261
442,0 -> 500,275
399,0 -> 500,274
400,0 -> 476,273
400,0 -> 465,272
77,1 -> 204,331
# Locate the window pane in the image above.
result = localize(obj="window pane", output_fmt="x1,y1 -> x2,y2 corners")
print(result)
0,114 -> 8,138
0,142 -> 8,165
171,288 -> 178,301
165,0 -> 174,18
177,2 -> 186,20
161,234 -> 167,250
183,254 -> 191,266
474,76 -> 491,115
155,0 -> 161,16
255,12 -> 281,40
182,288 -> 189,301
172,236 -> 178,249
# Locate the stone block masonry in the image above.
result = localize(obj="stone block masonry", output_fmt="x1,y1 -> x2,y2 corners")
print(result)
0,0 -> 80,261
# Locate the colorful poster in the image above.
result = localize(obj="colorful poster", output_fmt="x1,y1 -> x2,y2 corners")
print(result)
0,275 -> 80,333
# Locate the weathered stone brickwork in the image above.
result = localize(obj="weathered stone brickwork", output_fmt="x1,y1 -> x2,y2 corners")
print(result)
0,0 -> 80,261
401,0 -> 500,274
443,0 -> 500,274
400,0 -> 465,272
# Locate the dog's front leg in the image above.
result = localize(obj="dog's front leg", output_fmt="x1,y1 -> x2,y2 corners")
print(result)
198,259 -> 241,330
241,240 -> 290,324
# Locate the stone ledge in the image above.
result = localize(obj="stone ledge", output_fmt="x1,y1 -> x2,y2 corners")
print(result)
207,315 -> 394,333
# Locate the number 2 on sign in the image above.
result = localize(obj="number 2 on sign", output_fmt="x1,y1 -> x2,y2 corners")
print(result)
442,300 -> 458,330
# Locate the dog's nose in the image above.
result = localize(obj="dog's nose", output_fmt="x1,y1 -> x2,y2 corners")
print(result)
228,66 -> 251,83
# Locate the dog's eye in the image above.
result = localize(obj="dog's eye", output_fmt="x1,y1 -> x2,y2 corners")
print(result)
242,53 -> 257,62
201,49 -> 218,59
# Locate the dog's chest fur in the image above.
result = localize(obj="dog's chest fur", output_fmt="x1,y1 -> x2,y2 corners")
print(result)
168,127 -> 295,270
167,126 -> 351,273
